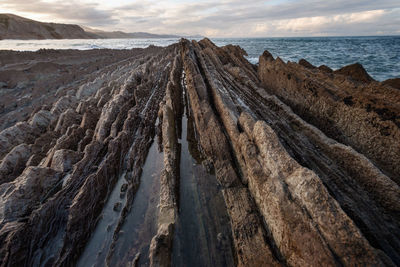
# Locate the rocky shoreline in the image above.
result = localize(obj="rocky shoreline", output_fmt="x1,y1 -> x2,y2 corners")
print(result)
0,39 -> 399,266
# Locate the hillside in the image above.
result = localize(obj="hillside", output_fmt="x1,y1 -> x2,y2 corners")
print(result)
82,26 -> 179,39
0,14 -> 97,40
0,14 -> 180,40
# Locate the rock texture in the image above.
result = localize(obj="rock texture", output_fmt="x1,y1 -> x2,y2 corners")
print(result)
0,38 -> 398,267
258,52 -> 400,184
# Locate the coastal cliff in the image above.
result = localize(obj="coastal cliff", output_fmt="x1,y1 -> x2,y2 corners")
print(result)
0,14 -> 180,40
0,39 -> 399,266
0,14 -> 98,40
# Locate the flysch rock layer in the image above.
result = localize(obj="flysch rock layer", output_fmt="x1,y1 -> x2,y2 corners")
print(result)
0,39 -> 398,267
258,52 -> 400,184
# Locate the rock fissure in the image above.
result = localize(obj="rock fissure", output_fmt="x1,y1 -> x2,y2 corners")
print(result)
0,39 -> 398,267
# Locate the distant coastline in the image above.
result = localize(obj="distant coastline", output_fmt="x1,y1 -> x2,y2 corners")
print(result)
3,35 -> 398,81
0,13 -> 197,40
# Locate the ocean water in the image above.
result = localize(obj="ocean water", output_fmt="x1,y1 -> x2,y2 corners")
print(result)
0,36 -> 399,81
213,36 -> 400,81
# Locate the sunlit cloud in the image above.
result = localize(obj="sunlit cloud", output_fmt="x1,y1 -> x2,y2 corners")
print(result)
0,0 -> 399,36
274,10 -> 387,34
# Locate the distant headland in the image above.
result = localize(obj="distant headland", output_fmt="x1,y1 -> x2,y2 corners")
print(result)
0,14 -> 196,40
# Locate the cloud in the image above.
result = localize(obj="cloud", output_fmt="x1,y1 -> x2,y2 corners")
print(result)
0,0 -> 399,36
267,8 -> 400,36
1,0 -> 118,26
274,10 -> 386,33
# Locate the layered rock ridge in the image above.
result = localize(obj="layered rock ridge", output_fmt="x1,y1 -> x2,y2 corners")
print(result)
0,38 -> 398,266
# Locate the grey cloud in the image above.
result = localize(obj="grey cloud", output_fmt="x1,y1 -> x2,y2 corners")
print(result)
165,0 -> 399,25
154,1 -> 400,36
2,0 -> 400,36
253,0 -> 400,20
2,0 -> 118,27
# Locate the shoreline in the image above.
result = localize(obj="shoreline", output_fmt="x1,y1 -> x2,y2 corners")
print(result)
0,43 -> 398,132
1,36 -> 398,81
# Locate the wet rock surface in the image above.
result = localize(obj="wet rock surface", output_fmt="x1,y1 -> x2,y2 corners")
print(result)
0,39 -> 399,266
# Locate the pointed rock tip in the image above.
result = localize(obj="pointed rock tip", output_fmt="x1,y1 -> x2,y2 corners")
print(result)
382,78 -> 400,90
334,62 -> 374,83
260,50 -> 274,62
299,59 -> 316,69
318,65 -> 333,73
198,37 -> 217,48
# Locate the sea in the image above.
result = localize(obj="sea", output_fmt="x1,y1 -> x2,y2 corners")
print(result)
0,36 -> 399,81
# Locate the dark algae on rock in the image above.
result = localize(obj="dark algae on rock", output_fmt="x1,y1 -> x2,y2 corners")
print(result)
0,38 -> 399,267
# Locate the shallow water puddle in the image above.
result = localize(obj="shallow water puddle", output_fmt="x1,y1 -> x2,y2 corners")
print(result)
77,133 -> 163,267
171,100 -> 235,267
107,136 -> 163,266
77,170 -> 128,267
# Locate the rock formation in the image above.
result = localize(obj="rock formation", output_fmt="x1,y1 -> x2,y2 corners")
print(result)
0,38 -> 399,267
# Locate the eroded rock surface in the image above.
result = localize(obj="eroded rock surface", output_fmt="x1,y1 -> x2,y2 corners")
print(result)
0,39 -> 398,267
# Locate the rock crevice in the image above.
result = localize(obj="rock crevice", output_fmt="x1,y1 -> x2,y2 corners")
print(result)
0,39 -> 398,266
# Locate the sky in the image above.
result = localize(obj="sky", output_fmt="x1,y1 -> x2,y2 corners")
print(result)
1,0 -> 399,37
